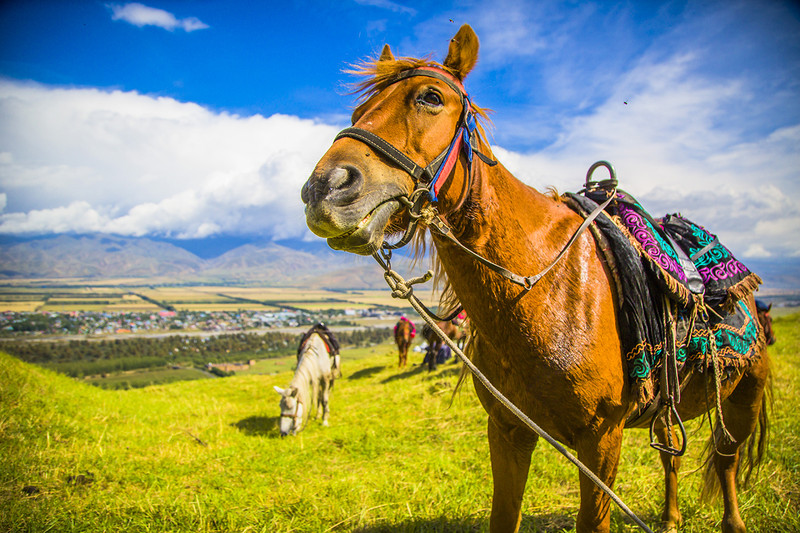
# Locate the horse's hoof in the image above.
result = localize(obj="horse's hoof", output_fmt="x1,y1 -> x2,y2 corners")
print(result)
323,421 -> 329,427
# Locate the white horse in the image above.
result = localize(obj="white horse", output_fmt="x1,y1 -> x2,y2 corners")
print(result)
273,333 -> 337,436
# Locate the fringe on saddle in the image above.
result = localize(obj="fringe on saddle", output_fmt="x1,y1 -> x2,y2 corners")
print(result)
565,186 -> 765,445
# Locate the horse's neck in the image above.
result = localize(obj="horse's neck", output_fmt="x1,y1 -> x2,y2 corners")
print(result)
434,160 -> 605,362
439,161 -> 579,280
291,335 -> 325,406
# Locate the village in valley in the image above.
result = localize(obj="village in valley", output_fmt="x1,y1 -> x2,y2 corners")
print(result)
0,285 -> 423,338
0,307 -> 379,338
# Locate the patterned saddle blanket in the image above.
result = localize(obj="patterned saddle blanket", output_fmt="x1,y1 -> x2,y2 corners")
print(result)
566,190 -> 763,401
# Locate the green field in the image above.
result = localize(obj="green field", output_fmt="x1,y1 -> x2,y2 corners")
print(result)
1,316 -> 798,532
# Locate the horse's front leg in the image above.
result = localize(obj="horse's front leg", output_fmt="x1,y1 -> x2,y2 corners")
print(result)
654,425 -> 683,532
575,424 -> 624,533
319,377 -> 331,426
487,416 -> 538,533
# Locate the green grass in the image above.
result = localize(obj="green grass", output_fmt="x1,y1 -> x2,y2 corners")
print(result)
1,316 -> 799,532
85,367 -> 210,389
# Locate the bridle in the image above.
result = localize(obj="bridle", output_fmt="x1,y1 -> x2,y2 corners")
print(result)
335,66 -> 616,293
336,67 -> 497,204
280,397 -> 303,428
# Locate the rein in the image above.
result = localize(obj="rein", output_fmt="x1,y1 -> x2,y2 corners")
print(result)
373,251 -> 654,533
338,66 -> 653,533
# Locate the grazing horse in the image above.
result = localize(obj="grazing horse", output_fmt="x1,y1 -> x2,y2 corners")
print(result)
301,25 -> 771,533
394,316 -> 415,367
755,299 -> 776,346
273,332 -> 335,436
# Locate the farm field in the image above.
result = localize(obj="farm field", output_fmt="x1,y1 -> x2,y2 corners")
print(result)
1,315 -> 798,532
0,284 -> 438,314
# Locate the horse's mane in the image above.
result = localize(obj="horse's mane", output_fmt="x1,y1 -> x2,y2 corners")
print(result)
346,56 -> 491,125
346,54 -> 495,317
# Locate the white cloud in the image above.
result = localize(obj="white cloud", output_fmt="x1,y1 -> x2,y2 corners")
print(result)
0,22 -> 797,259
489,49 -> 800,259
0,80 -> 338,240
108,3 -> 209,32
353,0 -> 416,16
0,201 -> 110,234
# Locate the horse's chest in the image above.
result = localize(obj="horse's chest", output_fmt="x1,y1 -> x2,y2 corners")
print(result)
474,310 -> 587,375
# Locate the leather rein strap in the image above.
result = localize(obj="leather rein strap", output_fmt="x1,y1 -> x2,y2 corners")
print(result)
428,188 -> 615,291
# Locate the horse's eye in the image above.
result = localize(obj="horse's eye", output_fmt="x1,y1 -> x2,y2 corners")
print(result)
418,91 -> 443,107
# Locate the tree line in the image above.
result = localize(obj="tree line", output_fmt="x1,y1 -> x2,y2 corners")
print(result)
0,327 -> 392,378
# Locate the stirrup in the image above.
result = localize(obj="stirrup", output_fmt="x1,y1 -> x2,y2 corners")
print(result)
649,401 -> 687,456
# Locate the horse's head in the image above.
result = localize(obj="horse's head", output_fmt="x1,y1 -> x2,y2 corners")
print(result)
755,300 -> 776,346
302,25 -> 483,255
274,385 -> 304,436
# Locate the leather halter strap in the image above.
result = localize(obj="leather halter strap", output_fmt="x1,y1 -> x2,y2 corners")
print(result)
335,66 -> 495,202
335,127 -> 445,184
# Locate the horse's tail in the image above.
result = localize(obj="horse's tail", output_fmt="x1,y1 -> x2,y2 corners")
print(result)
700,371 -> 772,501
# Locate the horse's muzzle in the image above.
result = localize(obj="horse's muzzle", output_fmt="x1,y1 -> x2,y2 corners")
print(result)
302,164 -> 364,208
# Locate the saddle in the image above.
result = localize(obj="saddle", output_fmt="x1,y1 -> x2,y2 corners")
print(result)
297,323 -> 340,357
565,183 -> 763,453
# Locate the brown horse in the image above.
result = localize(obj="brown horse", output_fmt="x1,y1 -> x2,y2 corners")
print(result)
394,317 -> 415,367
302,25 -> 771,533
756,299 -> 776,346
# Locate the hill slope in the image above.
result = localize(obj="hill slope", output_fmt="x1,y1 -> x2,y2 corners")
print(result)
0,234 -> 203,278
2,315 -> 799,532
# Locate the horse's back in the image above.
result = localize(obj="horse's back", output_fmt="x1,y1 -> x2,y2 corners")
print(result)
299,333 -> 333,379
395,320 -> 412,344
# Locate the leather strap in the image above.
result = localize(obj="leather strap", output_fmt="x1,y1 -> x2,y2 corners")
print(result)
335,128 -> 432,183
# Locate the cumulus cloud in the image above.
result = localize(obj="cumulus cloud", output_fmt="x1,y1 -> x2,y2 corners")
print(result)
0,43 -> 797,258
0,80 -> 338,240
492,51 -> 800,259
108,3 -> 209,32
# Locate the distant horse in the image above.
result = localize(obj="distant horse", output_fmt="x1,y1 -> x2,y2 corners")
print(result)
273,332 -> 336,436
302,25 -> 771,533
394,317 -> 415,367
756,299 -> 776,345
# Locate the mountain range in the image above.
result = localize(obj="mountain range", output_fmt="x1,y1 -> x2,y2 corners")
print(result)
0,233 -> 797,292
0,234 -> 403,289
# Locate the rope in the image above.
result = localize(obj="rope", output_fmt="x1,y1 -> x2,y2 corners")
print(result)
373,254 -> 654,533
698,303 -> 736,453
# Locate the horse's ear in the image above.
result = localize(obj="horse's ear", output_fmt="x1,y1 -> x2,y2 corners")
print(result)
379,44 -> 394,62
767,303 -> 772,311
273,386 -> 284,395
443,24 -> 479,80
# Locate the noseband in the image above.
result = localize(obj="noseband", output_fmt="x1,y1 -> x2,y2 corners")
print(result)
281,398 -> 303,425
335,67 -> 496,205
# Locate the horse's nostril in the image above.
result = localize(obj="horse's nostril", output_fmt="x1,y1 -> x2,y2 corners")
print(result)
327,165 -> 362,193
303,165 -> 363,207
327,167 -> 350,190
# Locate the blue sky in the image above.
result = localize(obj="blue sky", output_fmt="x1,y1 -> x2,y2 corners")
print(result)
0,0 -> 798,258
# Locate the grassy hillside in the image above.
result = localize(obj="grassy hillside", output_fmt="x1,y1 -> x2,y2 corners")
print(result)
1,316 -> 799,532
